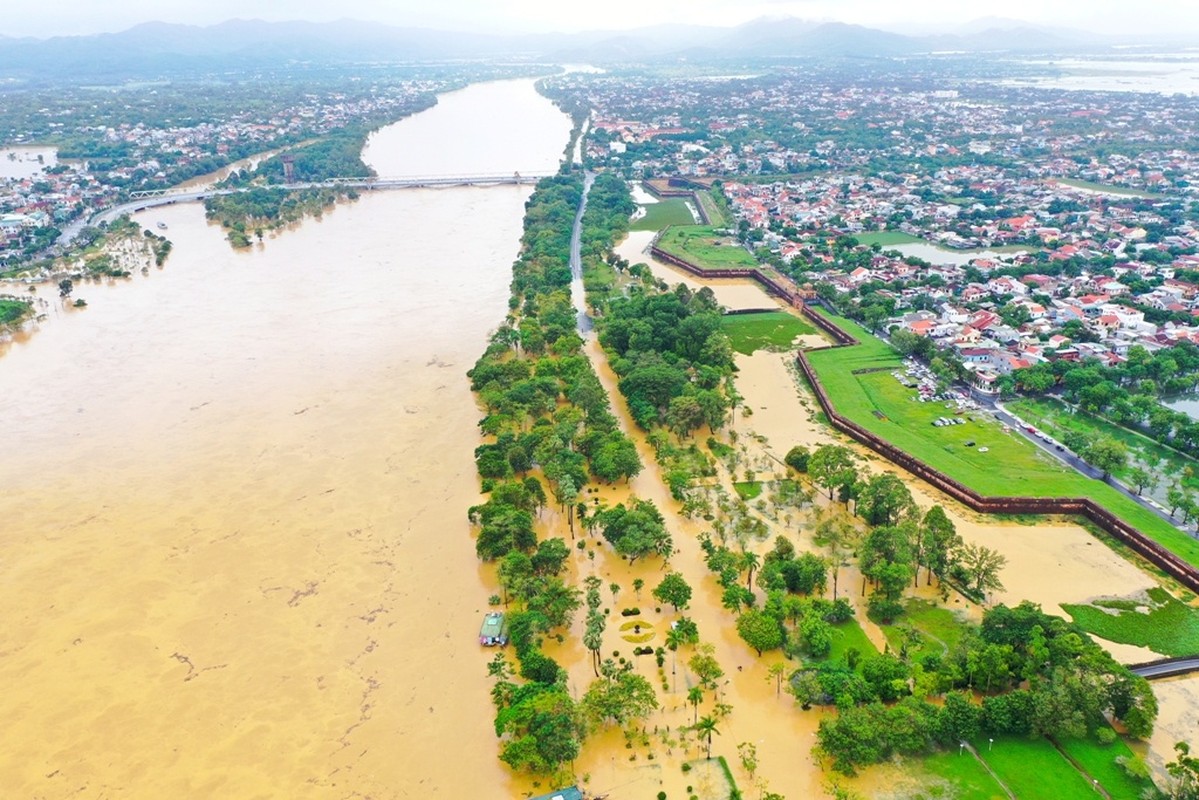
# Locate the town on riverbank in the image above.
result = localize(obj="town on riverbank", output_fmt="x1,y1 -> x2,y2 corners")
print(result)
4,22 -> 1199,800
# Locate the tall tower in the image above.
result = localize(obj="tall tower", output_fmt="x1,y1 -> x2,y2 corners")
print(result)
281,154 -> 296,183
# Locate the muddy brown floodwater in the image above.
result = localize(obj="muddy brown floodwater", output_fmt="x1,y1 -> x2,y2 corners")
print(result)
0,78 -> 570,798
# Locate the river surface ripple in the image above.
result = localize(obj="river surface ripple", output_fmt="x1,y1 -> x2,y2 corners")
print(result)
0,78 -> 570,798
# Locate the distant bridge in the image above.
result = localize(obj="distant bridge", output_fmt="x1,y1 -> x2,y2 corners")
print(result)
126,172 -> 552,200
77,172 -> 554,232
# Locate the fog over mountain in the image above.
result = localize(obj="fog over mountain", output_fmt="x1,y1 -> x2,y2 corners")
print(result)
0,15 -> 1188,82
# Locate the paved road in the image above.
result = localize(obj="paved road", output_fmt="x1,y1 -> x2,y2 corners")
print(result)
1129,657 -> 1199,680
569,171 -> 595,335
970,390 -> 1192,534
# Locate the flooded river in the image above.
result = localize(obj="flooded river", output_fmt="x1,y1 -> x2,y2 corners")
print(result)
0,78 -> 570,798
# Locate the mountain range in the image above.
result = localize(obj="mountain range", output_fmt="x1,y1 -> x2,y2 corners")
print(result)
0,16 -> 1180,81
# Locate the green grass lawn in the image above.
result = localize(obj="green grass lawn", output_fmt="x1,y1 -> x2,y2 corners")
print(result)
1062,586 -> 1199,656
853,231 -> 923,247
806,308 -> 1199,569
1056,732 -> 1157,799
721,311 -> 817,355
975,736 -> 1096,800
823,617 -> 879,667
657,225 -> 759,270
733,481 -> 763,500
882,599 -> 969,662
697,190 -> 730,227
1007,396 -> 1199,497
629,198 -> 697,231
906,749 -> 1009,800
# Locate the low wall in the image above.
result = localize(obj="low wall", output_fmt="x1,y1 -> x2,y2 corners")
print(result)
649,244 -> 803,308
794,306 -> 1199,594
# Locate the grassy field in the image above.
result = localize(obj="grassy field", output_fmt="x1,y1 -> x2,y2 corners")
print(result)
1007,396 -> 1199,496
629,197 -> 697,232
1056,733 -> 1157,799
805,308 -> 1199,568
1062,585 -> 1199,656
881,599 -> 968,662
975,736 -> 1096,800
906,750 -> 1009,800
823,617 -> 879,667
1057,177 -> 1159,198
697,189 -> 731,227
733,481 -> 763,500
853,231 -> 923,247
721,311 -> 817,355
656,225 -> 759,270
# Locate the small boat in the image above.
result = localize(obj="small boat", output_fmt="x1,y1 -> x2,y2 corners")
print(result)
156,221 -> 168,230
479,611 -> 509,646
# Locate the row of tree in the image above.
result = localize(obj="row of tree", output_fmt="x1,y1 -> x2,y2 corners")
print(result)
471,171 -> 668,775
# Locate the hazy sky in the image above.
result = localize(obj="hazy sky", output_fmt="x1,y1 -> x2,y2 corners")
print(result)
8,0 -> 1199,38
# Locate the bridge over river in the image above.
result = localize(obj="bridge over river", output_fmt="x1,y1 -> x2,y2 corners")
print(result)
1127,655 -> 1199,680
60,171 -> 554,244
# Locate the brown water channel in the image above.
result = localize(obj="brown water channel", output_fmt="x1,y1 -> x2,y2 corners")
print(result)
0,78 -> 570,798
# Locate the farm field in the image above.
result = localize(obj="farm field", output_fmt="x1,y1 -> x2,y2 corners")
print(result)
804,308 -> 1199,568
656,225 -> 759,270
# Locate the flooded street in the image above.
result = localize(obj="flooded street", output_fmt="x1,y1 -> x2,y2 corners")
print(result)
0,78 -> 570,798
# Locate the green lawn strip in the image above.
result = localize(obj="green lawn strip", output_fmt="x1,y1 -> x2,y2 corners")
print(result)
656,225 -> 759,270
854,231 -> 923,247
1007,396 -> 1199,494
697,190 -> 730,227
805,308 -> 1199,568
974,736 -> 1096,800
733,481 -> 763,500
1062,585 -> 1199,656
630,198 -> 696,231
882,599 -> 969,661
721,311 -> 816,355
1056,732 -> 1157,799
906,749 -> 1010,800
824,617 -> 879,667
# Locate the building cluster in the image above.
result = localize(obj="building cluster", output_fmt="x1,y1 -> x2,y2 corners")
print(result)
549,64 -> 1199,390
0,81 -> 441,266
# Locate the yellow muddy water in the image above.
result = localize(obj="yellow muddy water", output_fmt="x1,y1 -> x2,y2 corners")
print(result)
0,78 -> 570,799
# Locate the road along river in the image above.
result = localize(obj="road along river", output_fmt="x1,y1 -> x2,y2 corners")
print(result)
0,78 -> 570,798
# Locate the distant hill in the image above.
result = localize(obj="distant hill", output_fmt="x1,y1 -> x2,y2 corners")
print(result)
0,16 -> 1144,82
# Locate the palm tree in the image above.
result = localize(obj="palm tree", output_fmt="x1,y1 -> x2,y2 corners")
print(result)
694,715 -> 720,759
741,549 -> 760,591
687,686 -> 704,724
